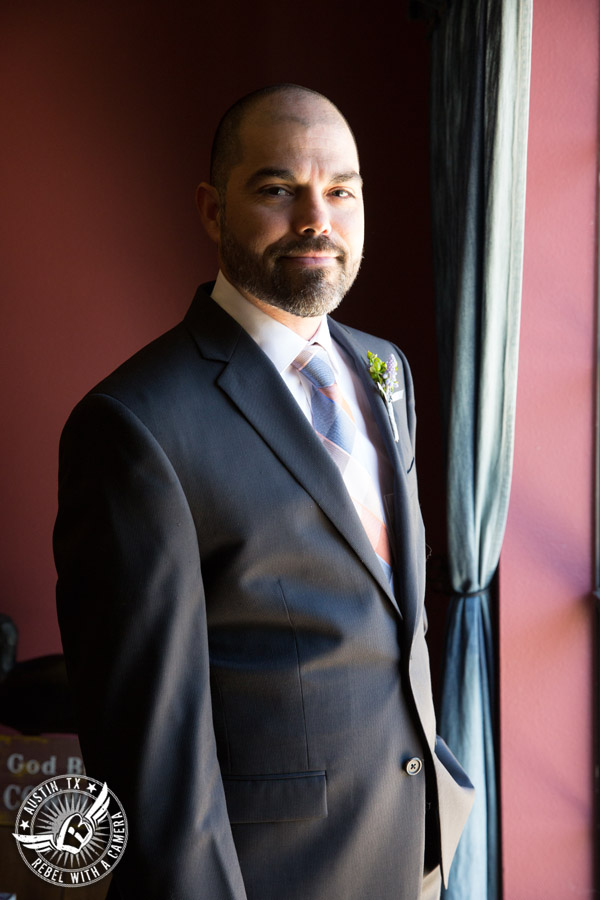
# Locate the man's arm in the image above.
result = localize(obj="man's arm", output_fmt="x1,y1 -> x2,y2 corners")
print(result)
54,392 -> 247,900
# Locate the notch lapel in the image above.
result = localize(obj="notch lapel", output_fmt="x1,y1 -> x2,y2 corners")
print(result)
329,319 -> 423,636
184,290 -> 399,611
328,319 -> 412,473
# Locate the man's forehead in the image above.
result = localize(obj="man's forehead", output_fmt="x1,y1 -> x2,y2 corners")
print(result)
240,95 -> 355,150
236,101 -> 358,173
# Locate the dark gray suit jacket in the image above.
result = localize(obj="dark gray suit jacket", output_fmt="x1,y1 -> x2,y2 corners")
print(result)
55,284 -> 473,899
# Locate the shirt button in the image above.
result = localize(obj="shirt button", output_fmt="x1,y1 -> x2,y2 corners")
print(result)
404,757 -> 423,776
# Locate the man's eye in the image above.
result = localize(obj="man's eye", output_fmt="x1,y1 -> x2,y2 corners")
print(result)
331,188 -> 353,199
260,186 -> 290,197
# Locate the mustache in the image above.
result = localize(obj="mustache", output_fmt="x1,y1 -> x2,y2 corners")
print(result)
268,236 -> 346,260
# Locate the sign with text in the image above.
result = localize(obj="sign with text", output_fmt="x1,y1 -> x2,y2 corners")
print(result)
0,733 -> 83,826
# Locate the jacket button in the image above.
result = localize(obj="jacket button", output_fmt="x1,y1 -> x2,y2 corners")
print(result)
404,757 -> 423,776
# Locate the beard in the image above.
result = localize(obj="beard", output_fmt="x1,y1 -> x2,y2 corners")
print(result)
218,216 -> 362,318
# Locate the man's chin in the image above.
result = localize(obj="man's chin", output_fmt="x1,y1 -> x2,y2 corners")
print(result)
221,258 -> 354,318
270,267 -> 349,311
260,286 -> 346,319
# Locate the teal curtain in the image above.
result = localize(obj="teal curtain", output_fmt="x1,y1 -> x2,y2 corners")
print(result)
430,1 -> 533,897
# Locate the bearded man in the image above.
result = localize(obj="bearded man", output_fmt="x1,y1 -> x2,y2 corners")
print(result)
55,84 -> 473,900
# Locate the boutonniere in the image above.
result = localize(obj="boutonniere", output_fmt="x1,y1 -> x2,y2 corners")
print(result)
367,351 -> 401,442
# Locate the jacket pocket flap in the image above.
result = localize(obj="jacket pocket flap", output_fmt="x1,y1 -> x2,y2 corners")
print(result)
223,771 -> 327,823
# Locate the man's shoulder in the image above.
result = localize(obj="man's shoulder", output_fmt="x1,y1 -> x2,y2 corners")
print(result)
328,317 -> 409,368
85,320 -> 192,404
76,283 -> 228,413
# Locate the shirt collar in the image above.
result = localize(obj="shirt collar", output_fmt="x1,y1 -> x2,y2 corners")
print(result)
210,270 -> 336,374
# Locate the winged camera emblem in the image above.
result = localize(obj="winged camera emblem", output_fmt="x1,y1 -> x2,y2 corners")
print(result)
13,781 -> 110,856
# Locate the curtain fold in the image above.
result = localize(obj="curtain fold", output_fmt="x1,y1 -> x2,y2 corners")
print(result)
430,1 -> 533,897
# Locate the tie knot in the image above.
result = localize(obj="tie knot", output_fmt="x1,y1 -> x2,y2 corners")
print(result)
292,346 -> 335,389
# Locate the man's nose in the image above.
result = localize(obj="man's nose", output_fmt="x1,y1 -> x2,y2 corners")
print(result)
292,192 -> 331,236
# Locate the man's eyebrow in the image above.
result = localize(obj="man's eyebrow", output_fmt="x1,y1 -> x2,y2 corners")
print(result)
245,167 -> 294,188
244,168 -> 363,189
330,171 -> 363,187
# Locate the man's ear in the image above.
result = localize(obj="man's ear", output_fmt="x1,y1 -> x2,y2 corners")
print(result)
196,182 -> 221,244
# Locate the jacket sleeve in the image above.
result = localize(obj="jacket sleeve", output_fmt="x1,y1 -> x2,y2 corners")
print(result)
54,391 -> 248,900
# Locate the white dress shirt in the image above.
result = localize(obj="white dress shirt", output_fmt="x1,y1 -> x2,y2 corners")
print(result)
211,271 -> 394,516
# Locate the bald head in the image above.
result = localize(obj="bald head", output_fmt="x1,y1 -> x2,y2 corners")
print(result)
210,84 -> 357,198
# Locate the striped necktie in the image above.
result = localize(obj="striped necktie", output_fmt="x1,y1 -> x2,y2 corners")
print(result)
293,345 -> 394,586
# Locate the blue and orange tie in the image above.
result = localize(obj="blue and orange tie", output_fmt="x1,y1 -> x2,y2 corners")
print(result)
293,345 -> 394,586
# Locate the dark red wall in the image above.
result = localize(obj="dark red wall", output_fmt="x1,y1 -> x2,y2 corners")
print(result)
1,3 -> 442,660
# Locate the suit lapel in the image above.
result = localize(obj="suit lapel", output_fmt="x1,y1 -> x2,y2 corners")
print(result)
329,319 -> 422,636
184,290 -> 399,610
328,319 -> 412,473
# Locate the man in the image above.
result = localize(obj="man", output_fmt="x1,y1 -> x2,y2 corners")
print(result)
55,84 -> 473,900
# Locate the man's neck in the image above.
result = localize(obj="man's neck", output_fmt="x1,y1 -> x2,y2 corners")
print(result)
221,273 -> 323,342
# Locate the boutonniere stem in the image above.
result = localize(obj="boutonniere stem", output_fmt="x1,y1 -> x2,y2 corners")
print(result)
367,351 -> 400,442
